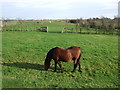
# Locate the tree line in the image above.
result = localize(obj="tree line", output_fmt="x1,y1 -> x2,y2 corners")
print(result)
68,17 -> 119,35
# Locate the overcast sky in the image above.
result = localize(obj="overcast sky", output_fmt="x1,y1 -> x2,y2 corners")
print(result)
0,0 -> 119,19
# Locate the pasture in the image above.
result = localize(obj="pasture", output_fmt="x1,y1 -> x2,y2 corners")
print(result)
2,20 -> 118,88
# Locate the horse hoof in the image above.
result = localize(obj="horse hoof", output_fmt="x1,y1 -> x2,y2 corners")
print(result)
78,70 -> 82,73
71,71 -> 75,73
61,71 -> 64,73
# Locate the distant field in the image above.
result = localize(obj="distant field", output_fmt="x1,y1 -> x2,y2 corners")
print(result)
2,31 -> 118,88
2,20 -> 118,34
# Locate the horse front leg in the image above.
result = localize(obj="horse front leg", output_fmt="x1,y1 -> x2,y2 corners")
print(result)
54,62 -> 57,72
57,61 -> 64,73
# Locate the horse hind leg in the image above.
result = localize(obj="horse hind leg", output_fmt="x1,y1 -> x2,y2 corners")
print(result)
77,60 -> 82,72
77,54 -> 82,72
72,59 -> 78,72
72,56 -> 82,73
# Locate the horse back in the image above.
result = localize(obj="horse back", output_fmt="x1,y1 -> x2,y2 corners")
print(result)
53,46 -> 81,62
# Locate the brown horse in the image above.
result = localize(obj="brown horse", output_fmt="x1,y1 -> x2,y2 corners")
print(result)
44,46 -> 82,73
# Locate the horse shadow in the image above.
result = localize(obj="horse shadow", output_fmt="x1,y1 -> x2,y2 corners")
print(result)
2,62 -> 54,71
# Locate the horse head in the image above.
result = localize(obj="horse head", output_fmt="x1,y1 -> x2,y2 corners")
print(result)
44,57 -> 51,70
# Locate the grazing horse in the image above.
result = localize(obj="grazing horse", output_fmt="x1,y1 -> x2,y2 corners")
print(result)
44,46 -> 82,72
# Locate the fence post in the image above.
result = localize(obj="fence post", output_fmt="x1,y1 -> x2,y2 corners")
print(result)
76,23 -> 79,33
80,28 -> 82,33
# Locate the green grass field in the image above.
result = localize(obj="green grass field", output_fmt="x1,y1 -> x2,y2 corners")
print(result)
3,20 -> 118,34
2,30 -> 118,88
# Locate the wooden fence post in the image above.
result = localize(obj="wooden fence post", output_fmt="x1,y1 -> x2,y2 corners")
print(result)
76,23 -> 79,33
80,28 -> 82,33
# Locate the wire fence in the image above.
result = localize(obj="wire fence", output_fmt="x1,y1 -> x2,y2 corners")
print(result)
1,20 -> 119,35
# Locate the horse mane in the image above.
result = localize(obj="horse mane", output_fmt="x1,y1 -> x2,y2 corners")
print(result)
46,47 -> 59,59
67,46 -> 80,49
48,47 -> 59,53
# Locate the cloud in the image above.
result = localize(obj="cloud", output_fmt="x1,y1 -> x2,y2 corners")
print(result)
2,0 -> 76,11
1,0 -> 119,19
2,0 -> 119,10
28,1 -> 71,10
1,0 -> 119,4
